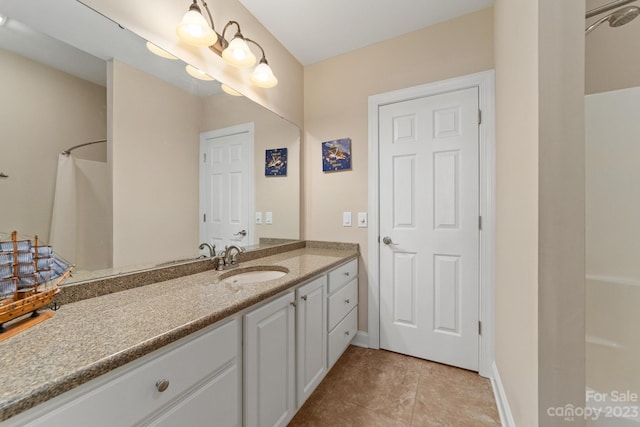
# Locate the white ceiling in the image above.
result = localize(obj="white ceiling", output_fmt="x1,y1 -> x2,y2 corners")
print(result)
238,0 -> 495,65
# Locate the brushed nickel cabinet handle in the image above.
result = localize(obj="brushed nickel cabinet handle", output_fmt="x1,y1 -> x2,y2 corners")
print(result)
345,299 -> 350,304
290,301 -> 297,307
344,331 -> 350,336
301,295 -> 307,301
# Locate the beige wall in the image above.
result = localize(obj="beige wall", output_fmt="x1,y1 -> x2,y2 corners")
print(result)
0,48 -> 106,239
80,0 -> 304,128
110,60 -> 202,267
493,0 -> 540,423
494,0 -> 586,425
303,8 -> 494,331
201,94 -> 301,241
538,0 -> 585,423
586,0 -> 640,94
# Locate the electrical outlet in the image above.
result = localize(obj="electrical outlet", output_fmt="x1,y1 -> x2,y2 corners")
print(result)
343,212 -> 352,227
255,212 -> 262,224
358,212 -> 368,228
265,212 -> 273,224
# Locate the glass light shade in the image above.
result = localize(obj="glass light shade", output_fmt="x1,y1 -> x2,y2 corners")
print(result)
221,37 -> 256,68
221,84 -> 242,96
250,62 -> 278,88
185,64 -> 215,81
0,15 -> 6,26
146,42 -> 178,60
176,10 -> 217,47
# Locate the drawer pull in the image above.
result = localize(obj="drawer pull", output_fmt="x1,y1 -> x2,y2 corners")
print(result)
344,331 -> 350,336
344,272 -> 350,277
156,379 -> 170,393
301,295 -> 307,301
290,301 -> 297,307
345,299 -> 350,304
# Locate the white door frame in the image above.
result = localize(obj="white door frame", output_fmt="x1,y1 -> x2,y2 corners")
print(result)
367,70 -> 495,378
199,122 -> 255,249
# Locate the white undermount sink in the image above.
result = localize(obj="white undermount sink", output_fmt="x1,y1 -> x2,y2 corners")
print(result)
220,267 -> 288,284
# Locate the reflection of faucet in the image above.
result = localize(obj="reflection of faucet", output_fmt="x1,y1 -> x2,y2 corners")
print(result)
225,245 -> 245,266
198,243 -> 215,258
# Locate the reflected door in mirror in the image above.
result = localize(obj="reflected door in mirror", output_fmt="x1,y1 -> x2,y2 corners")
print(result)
200,124 -> 254,252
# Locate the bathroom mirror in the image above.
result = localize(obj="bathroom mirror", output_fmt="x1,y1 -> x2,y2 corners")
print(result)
0,0 -> 300,284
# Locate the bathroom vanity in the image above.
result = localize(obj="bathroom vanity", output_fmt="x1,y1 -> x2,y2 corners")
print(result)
0,242 -> 358,427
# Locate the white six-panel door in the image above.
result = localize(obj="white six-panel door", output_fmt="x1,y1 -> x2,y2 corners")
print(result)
379,87 -> 480,371
200,124 -> 254,254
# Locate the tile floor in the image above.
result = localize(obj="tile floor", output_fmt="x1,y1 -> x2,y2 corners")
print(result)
288,346 -> 501,426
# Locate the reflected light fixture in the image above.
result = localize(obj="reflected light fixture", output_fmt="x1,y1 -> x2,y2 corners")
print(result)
176,0 -> 278,88
221,84 -> 242,96
0,14 -> 7,26
146,41 -> 178,60
185,64 -> 215,81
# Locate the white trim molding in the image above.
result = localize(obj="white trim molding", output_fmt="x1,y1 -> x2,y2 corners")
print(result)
351,331 -> 369,348
367,70 -> 496,377
492,362 -> 516,427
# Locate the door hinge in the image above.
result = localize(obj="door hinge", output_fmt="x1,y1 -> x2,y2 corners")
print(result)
378,235 -> 380,243
478,109 -> 482,125
203,213 -> 206,222
478,321 -> 482,335
479,216 -> 482,230
203,153 -> 207,163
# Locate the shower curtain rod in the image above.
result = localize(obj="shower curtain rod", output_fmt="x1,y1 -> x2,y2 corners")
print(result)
62,139 -> 106,156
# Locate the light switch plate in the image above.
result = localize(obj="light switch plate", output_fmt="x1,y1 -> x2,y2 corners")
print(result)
255,212 -> 262,224
358,212 -> 368,228
343,212 -> 352,227
265,212 -> 273,224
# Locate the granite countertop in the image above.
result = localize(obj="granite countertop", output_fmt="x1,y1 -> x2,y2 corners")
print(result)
0,245 -> 358,422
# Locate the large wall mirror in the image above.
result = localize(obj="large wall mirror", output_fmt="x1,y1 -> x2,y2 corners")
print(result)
0,0 -> 300,284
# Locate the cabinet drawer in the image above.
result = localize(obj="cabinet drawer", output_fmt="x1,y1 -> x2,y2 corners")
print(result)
328,259 -> 357,294
21,319 -> 239,427
327,307 -> 357,368
328,278 -> 357,331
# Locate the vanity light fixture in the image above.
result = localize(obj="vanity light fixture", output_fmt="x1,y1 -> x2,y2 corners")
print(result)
221,83 -> 242,96
185,64 -> 215,81
146,41 -> 178,60
176,0 -> 278,88
176,1 -> 217,47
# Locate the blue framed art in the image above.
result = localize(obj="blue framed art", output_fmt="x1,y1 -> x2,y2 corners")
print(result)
265,148 -> 287,176
322,138 -> 351,172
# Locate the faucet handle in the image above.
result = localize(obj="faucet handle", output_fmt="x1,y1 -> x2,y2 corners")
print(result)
212,255 -> 226,271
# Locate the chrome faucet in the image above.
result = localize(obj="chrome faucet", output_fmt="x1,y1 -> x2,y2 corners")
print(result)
225,245 -> 245,266
198,242 -> 215,258
212,254 -> 226,271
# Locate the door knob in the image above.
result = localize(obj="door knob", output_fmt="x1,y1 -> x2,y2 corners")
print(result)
382,236 -> 398,245
234,229 -> 247,237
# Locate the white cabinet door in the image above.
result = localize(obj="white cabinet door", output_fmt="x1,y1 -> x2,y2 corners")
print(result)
296,276 -> 327,407
244,292 -> 296,427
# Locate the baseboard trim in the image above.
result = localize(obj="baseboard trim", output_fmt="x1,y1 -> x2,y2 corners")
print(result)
351,331 -> 369,348
492,362 -> 515,427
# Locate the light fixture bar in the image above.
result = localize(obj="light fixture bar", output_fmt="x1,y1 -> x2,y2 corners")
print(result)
176,1 -> 278,88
